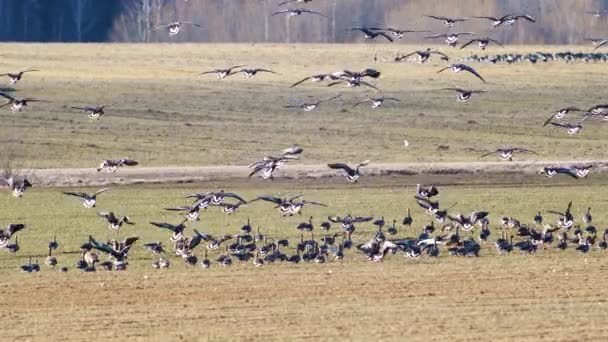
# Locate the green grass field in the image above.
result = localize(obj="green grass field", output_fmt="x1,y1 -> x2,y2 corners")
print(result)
1,44 -> 607,168
2,44 -> 608,341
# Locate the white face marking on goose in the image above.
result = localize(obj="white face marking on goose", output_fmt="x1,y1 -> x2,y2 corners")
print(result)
372,100 -> 383,108
89,113 -> 100,119
303,104 -> 317,112
458,93 -> 471,102
168,25 -> 181,36
12,103 -> 23,112
107,166 -> 118,173
10,77 -> 18,84
576,169 -> 590,177
84,199 -> 96,208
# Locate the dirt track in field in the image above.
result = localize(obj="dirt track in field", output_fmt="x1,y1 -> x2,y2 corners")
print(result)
25,160 -> 608,187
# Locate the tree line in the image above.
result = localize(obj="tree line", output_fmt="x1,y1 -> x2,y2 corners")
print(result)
0,0 -> 606,44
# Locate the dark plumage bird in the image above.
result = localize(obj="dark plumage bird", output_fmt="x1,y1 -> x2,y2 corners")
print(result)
542,107 -> 584,127
272,8 -> 328,18
152,21 -> 203,36
72,105 -> 110,120
238,68 -> 278,79
284,95 -> 341,112
479,147 -> 536,161
0,224 -> 25,249
460,38 -> 503,50
437,64 -> 486,83
0,92 -> 45,112
199,65 -> 245,79
395,48 -> 449,63
0,69 -> 38,84
349,27 -> 394,42
474,14 -> 536,27
96,158 -> 138,172
425,15 -> 469,27
63,188 -> 110,208
328,160 -> 370,183
439,88 -> 486,102
424,32 -> 475,47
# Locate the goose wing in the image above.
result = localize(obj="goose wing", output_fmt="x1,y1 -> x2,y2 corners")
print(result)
460,65 -> 486,82
328,163 -> 355,174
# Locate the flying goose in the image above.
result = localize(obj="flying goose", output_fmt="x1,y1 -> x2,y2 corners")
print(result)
72,105 -> 110,120
151,220 -> 188,241
587,10 -> 608,17
63,188 -> 110,208
327,79 -> 378,90
439,88 -> 486,102
395,48 -> 449,63
542,107 -> 584,127
98,212 -> 134,232
89,235 -> 138,270
238,68 -> 278,78
0,92 -> 45,112
448,211 -> 489,231
0,70 -> 38,84
548,201 -> 574,229
0,223 -> 24,249
424,32 -> 475,47
425,15 -> 469,27
593,40 -> 608,51
289,72 -> 343,88
474,14 -> 536,27
328,215 -> 373,231
248,150 -> 301,180
164,201 -> 205,221
1,176 -> 32,197
479,147 -> 536,161
272,8 -> 328,18
96,158 -> 139,172
327,160 -> 370,182
548,116 -> 590,135
250,194 -> 303,215
215,201 -> 246,215
538,166 -> 580,179
460,37 -> 503,50
153,21 -> 202,36
353,95 -> 400,109
416,184 -> 439,199
437,64 -> 486,83
191,190 -> 247,205
349,27 -> 394,42
199,65 -> 245,79
372,28 -> 430,40
284,95 -> 341,112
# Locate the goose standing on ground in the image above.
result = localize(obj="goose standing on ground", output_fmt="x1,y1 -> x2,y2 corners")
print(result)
0,92 -> 45,112
474,14 -> 536,27
1,176 -> 32,197
353,95 -> 400,109
437,64 -> 486,83
0,224 -> 24,249
479,147 -> 536,161
328,160 -> 370,183
63,188 -> 110,208
272,8 -> 328,18
238,68 -> 278,79
460,38 -> 504,50
98,212 -> 134,233
425,15 -> 469,27
96,158 -> 139,172
153,21 -> 203,36
424,32 -> 475,47
4,236 -> 19,253
0,70 -> 38,84
439,88 -> 486,102
542,107 -> 583,127
284,95 -> 341,112
199,65 -> 245,79
72,105 -> 110,120
395,48 -> 449,63
349,27 -> 394,42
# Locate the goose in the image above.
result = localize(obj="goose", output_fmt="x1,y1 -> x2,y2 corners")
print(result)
0,224 -> 25,249
0,70 -> 38,84
448,211 -> 489,231
592,40 -> 608,51
153,21 -> 202,36
279,0 -> 312,5
395,48 -> 449,63
598,230 -> 608,250
328,215 -> 373,231
216,201 -> 246,215
573,165 -> 594,178
583,208 -> 592,224
425,15 -> 469,27
495,231 -> 513,254
289,72 -> 343,88
327,160 -> 370,182
548,201 -> 574,229
199,65 -> 245,79
287,249 -> 301,264
165,200 -> 206,221
437,64 -> 486,83
272,8 -> 329,18
63,188 -> 110,208
416,184 -> 439,199
21,257 -> 40,273
542,107 -> 584,126
424,32 -> 475,47
200,249 -> 211,268
238,68 -> 278,79
387,220 -> 398,235
474,14 -> 536,27
250,194 -> 303,215
479,221 -> 491,244
151,220 -> 188,242
72,105 -> 110,119
479,147 -> 536,161
460,38 -> 503,50
402,208 -> 413,227
353,95 -> 400,109
284,95 -> 341,112
288,199 -> 327,216
249,148 -> 302,180
587,104 -> 608,115
439,88 -> 486,102
538,166 -> 581,179
327,78 -> 378,90
0,92 -> 45,112
98,212 -> 134,232
588,10 -> 608,18
349,27 -> 393,42
253,251 -> 264,267
187,190 -> 247,206
45,246 -> 57,267
297,216 -> 314,234
195,229 -> 234,250
372,28 -> 430,40
143,242 -> 165,256
96,158 -> 138,172
88,235 -> 137,271
534,212 -> 543,225
1,176 -> 32,197
548,116 -> 589,135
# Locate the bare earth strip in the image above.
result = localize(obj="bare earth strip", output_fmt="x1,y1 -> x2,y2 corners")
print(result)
28,160 -> 608,187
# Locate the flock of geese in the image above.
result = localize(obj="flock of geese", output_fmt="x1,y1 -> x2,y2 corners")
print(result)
3,2 -> 608,272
